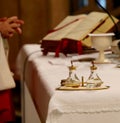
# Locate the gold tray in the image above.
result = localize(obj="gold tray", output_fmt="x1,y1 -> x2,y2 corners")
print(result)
56,85 -> 110,91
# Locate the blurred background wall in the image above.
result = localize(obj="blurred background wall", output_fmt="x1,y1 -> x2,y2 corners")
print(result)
0,0 -> 120,75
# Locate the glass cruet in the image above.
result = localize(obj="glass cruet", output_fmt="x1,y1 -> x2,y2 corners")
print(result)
86,61 -> 103,87
63,61 -> 80,87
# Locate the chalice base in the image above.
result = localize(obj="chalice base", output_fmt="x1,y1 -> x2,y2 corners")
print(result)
94,58 -> 111,64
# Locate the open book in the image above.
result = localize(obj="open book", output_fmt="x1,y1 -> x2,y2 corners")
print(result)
41,11 -> 119,55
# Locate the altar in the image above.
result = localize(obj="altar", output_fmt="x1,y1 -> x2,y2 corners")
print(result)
16,44 -> 120,123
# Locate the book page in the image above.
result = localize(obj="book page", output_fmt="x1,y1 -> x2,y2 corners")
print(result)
43,12 -> 108,41
82,15 -> 119,47
43,14 -> 87,41
64,12 -> 108,40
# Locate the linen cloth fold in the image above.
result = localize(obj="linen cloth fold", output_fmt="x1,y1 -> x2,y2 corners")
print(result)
0,34 -> 15,122
0,35 -> 15,90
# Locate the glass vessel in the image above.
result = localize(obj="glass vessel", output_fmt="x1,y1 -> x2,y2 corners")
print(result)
86,61 -> 103,88
61,61 -> 80,87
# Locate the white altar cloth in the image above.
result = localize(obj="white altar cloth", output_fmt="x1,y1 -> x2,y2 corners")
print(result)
17,44 -> 120,123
